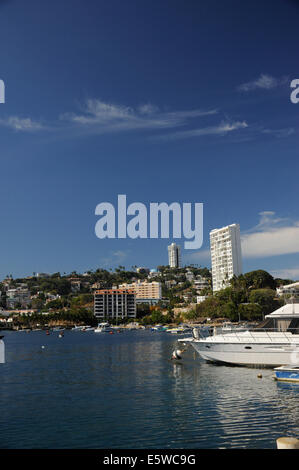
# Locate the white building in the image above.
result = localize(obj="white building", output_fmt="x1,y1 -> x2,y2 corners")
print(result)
197,295 -> 208,304
185,270 -> 194,282
168,242 -> 181,268
210,223 -> 242,292
193,276 -> 210,292
6,287 -> 31,309
277,282 -> 299,297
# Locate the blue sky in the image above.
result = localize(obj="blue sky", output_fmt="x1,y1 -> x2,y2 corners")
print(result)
0,0 -> 298,279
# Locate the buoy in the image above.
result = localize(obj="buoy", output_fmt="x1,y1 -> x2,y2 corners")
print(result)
277,437 -> 299,449
41,346 -> 45,349
171,349 -> 183,360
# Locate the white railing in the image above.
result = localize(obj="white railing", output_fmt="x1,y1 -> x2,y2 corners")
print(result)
195,328 -> 299,343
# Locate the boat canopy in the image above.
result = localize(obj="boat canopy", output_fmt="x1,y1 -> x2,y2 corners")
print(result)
265,303 -> 299,319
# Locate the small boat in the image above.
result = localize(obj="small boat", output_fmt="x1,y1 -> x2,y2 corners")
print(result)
94,322 -> 114,333
71,325 -> 85,331
84,327 -> 95,332
151,324 -> 166,331
166,326 -> 192,334
81,325 -> 92,332
274,365 -> 299,383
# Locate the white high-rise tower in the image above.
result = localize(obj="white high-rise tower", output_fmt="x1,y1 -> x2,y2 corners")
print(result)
210,223 -> 242,292
168,242 -> 181,268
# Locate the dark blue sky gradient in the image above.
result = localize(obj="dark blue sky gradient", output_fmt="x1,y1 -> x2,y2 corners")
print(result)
0,0 -> 298,278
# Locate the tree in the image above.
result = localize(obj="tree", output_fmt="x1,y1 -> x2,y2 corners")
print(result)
238,303 -> 263,321
243,270 -> 276,290
248,289 -> 279,315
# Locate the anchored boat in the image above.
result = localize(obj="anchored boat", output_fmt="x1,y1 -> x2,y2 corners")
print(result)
94,322 -> 114,333
179,301 -> 299,367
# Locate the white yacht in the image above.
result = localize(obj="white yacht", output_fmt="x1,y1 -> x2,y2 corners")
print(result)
94,322 -> 113,333
179,302 -> 299,367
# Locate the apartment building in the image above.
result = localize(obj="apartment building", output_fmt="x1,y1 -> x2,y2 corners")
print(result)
6,286 -> 31,309
210,223 -> 242,292
168,242 -> 181,268
94,288 -> 136,320
193,276 -> 210,292
276,282 -> 299,297
119,280 -> 162,302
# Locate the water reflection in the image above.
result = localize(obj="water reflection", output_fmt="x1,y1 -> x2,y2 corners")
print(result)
0,330 -> 299,448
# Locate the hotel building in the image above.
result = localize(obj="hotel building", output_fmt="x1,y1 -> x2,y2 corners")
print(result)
168,242 -> 181,268
210,223 -> 242,292
94,288 -> 136,320
118,280 -> 162,304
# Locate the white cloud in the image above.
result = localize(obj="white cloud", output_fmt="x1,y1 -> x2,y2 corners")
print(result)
61,98 -> 218,135
242,212 -> 299,258
100,250 -> 129,268
261,127 -> 295,138
0,116 -> 44,132
238,74 -> 288,92
158,120 -> 248,140
188,211 -> 299,263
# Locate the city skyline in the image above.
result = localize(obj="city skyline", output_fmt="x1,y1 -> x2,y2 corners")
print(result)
0,1 -> 298,280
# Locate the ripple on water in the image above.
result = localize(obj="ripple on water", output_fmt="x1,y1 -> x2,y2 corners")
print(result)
0,330 -> 299,448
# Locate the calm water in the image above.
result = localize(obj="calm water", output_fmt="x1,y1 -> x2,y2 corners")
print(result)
0,329 -> 299,449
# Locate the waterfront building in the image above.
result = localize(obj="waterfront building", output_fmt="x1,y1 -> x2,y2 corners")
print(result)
94,288 -> 136,320
210,223 -> 242,292
119,280 -> 162,301
168,242 -> 181,268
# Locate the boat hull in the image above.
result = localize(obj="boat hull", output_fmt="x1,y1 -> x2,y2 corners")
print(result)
274,367 -> 299,382
189,340 -> 299,367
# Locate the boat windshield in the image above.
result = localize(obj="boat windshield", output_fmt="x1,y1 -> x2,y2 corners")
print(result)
253,317 -> 299,334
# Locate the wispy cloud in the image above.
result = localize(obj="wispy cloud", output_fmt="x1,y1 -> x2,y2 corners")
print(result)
237,74 -> 288,92
0,116 -> 45,132
61,98 -> 218,135
100,250 -> 129,268
260,127 -> 295,138
242,212 -> 299,258
156,120 -> 248,141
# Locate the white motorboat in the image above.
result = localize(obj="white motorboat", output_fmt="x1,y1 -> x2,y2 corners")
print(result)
179,302 -> 299,367
94,322 -> 114,333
